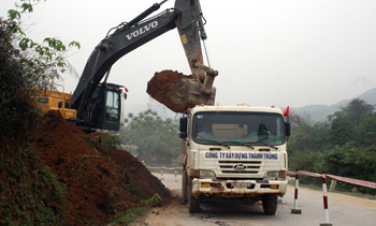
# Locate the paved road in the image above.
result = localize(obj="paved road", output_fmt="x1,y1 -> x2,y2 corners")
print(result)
133,173 -> 376,226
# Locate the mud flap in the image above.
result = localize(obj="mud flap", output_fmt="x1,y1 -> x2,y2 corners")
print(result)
188,177 -> 201,213
182,166 -> 188,204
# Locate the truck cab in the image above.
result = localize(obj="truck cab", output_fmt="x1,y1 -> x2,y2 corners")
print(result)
180,105 -> 290,214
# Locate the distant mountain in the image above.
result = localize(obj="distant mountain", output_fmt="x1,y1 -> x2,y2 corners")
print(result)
291,87 -> 376,123
127,87 -> 376,123
357,87 -> 376,105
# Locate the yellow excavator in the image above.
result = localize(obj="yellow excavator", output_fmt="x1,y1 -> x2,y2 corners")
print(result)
35,0 -> 218,132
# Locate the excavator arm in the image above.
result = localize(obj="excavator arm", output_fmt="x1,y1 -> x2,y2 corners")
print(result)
70,0 -> 217,131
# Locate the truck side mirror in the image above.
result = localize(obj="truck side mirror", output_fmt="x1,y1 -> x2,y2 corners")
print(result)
285,122 -> 291,137
179,117 -> 188,139
123,93 -> 127,100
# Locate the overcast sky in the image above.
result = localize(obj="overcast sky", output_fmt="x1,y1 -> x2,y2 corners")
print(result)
2,0 -> 376,112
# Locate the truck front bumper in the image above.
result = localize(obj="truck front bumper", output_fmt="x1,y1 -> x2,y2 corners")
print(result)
191,178 -> 288,198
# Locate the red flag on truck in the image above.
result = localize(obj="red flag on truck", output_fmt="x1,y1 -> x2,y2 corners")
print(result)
284,106 -> 289,116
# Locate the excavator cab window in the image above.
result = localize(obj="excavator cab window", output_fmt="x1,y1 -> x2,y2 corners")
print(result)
105,90 -> 120,123
91,87 -> 100,100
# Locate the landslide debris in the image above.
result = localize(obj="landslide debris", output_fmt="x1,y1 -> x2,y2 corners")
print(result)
32,110 -> 171,225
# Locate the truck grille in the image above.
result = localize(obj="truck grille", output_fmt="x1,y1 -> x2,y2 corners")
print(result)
219,161 -> 261,174
221,171 -> 258,174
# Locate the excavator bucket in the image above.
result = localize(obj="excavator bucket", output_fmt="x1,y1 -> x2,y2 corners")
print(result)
147,70 -> 216,113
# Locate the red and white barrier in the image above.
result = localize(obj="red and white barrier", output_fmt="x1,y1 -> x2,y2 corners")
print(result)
287,169 -> 375,225
328,174 -> 376,189
288,169 -> 376,189
299,170 -> 321,178
320,171 -> 332,226
287,170 -> 321,177
291,169 -> 302,214
146,166 -> 183,181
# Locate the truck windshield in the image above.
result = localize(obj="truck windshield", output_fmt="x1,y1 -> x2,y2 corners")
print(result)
192,112 -> 286,146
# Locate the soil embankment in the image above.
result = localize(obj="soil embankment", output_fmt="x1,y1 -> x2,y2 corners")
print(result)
33,111 -> 171,225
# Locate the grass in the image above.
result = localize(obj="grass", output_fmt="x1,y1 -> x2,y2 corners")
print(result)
109,193 -> 161,225
109,207 -> 149,225
329,188 -> 376,200
0,147 -> 68,226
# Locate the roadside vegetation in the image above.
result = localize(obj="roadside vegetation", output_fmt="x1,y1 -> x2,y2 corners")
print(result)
113,109 -> 182,167
1,2 -> 171,225
288,98 -> 376,195
1,1 -> 79,225
109,194 -> 161,225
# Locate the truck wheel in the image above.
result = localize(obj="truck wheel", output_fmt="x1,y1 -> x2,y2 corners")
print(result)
262,194 -> 277,215
188,179 -> 200,213
182,168 -> 188,204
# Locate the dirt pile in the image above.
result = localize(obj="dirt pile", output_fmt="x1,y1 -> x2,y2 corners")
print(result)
33,111 -> 171,225
147,70 -> 194,112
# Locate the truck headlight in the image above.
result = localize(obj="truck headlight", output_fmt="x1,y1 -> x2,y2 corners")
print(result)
199,170 -> 216,178
264,171 -> 278,178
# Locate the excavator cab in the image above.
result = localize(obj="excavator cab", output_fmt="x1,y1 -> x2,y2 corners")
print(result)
34,83 -> 125,132
87,83 -> 125,131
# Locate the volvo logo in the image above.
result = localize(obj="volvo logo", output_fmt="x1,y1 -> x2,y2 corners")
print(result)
234,164 -> 246,170
126,21 -> 158,41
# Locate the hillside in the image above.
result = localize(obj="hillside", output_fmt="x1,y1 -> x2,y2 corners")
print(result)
0,111 -> 171,225
291,87 -> 376,122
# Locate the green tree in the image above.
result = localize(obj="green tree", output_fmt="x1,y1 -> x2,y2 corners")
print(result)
357,113 -> 376,146
287,113 -> 331,156
328,111 -> 353,146
311,121 -> 331,151
288,114 -> 311,155
1,1 -> 80,225
341,98 -> 374,126
0,0 -> 79,148
328,98 -> 375,146
323,145 -> 376,194
288,99 -> 376,194
288,113 -> 331,175
118,109 -> 182,166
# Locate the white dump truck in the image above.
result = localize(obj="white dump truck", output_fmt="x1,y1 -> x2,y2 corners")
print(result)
179,105 -> 290,214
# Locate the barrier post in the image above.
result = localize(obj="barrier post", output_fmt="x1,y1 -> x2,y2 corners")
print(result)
291,169 -> 302,214
174,167 -> 178,181
160,167 -> 164,180
320,171 -> 332,226
329,180 -> 337,191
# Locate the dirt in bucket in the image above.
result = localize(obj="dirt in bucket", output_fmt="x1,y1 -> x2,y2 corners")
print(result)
147,70 -> 195,113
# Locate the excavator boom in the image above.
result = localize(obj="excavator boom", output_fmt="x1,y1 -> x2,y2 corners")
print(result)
70,0 -> 218,131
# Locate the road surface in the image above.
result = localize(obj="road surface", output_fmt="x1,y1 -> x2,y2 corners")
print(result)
130,173 -> 376,226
